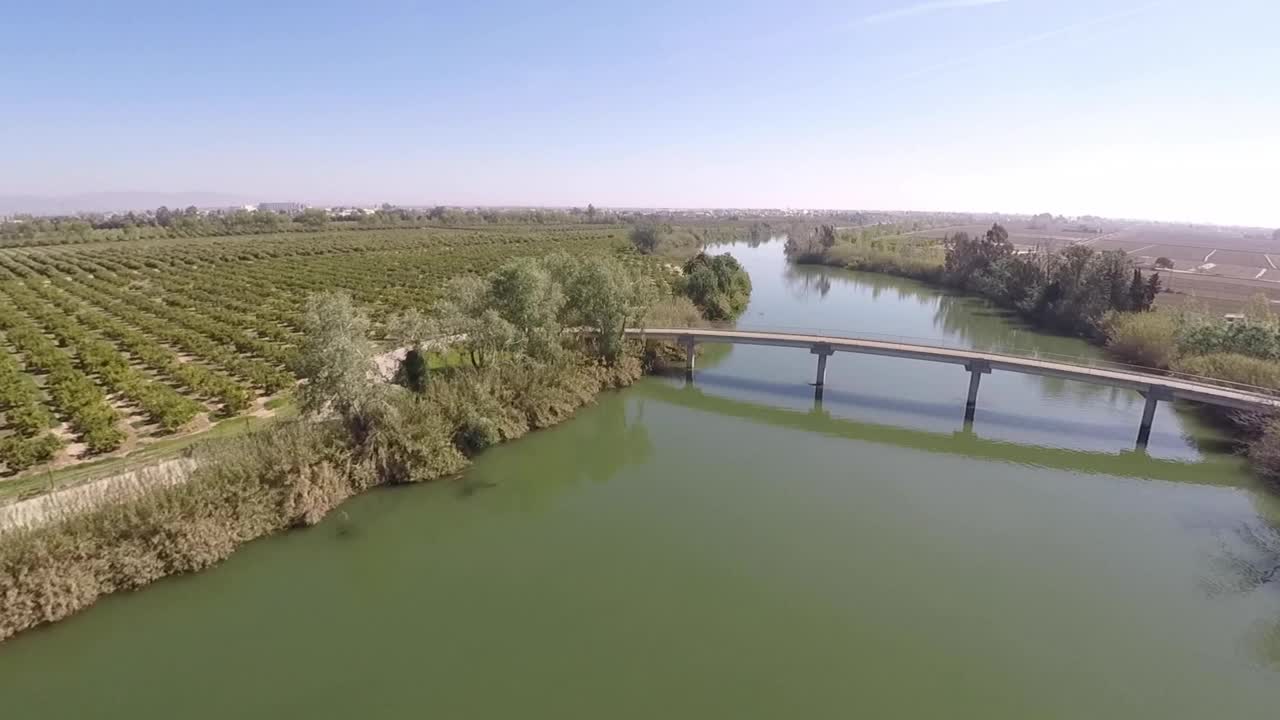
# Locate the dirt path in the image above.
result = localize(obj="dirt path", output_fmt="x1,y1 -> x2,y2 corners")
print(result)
0,458 -> 195,534
0,390 -> 301,533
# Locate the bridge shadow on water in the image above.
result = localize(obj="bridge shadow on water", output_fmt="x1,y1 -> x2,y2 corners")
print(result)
690,370 -> 1190,448
640,372 -> 1248,488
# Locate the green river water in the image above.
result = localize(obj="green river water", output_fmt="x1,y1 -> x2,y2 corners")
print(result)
2,240 -> 1280,718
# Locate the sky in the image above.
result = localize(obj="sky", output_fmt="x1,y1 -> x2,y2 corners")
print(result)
3,0 -> 1278,226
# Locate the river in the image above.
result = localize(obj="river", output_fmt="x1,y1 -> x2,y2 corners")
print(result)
2,239 -> 1279,718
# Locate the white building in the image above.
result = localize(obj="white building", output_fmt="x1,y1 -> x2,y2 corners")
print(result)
257,202 -> 307,214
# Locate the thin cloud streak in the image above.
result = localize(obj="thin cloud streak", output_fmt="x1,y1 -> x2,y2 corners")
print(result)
863,0 -> 1011,25
891,0 -> 1166,82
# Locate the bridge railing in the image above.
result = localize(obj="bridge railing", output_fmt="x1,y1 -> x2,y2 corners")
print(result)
633,323 -> 1280,400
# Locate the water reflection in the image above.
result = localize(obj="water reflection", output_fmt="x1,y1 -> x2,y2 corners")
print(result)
459,394 -> 654,510
1201,515 -> 1280,596
639,378 -> 1248,487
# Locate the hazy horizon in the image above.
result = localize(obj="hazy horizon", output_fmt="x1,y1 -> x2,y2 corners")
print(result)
5,0 -> 1278,227
1,190 -> 1275,230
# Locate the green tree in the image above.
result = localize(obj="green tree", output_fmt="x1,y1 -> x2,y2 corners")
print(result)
296,291 -> 386,443
679,252 -> 752,321
399,349 -> 430,393
486,259 -> 565,358
1128,268 -> 1146,311
1144,273 -> 1162,309
943,227 -> 1012,289
64,220 -> 92,241
431,276 -> 519,368
550,254 -> 658,361
297,208 -> 330,230
630,225 -> 661,254
1154,256 -> 1174,269
387,308 -> 437,392
818,224 -> 837,249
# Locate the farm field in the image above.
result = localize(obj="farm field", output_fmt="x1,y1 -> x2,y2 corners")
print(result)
908,220 -> 1280,311
0,224 -> 632,484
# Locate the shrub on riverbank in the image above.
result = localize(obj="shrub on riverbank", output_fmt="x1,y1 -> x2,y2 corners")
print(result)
642,296 -> 704,328
784,226 -> 945,283
790,223 -> 1160,341
824,243 -> 944,282
1178,318 -> 1280,360
1172,353 -> 1280,392
677,252 -> 752,321
1104,310 -> 1180,369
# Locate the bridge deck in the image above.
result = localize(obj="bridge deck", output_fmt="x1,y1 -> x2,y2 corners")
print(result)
627,328 -> 1280,412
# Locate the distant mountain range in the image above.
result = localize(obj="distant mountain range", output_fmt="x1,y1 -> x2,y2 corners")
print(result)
0,192 -> 254,216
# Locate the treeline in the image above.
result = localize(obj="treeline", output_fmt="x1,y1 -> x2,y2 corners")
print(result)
1,207 -> 307,245
0,204 -> 624,247
940,225 -> 1159,339
788,223 -> 1160,340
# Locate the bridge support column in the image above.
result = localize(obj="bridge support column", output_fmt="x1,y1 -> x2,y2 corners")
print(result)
810,343 -> 834,387
964,361 -> 991,424
1136,387 -> 1172,450
680,335 -> 696,380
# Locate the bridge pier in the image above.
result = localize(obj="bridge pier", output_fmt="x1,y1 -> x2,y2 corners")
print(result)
810,343 -> 834,386
680,335 -> 696,380
1136,386 -> 1173,450
964,360 -> 991,424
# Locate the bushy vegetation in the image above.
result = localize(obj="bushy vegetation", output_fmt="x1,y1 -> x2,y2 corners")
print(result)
1173,353 -> 1280,391
1102,311 -> 1181,369
941,226 -> 1159,339
0,205 -> 623,248
1105,298 -> 1280,379
822,240 -> 946,281
642,296 -> 705,328
628,223 -> 741,258
677,252 -> 752,321
1178,316 -> 1280,360
789,222 -> 1160,340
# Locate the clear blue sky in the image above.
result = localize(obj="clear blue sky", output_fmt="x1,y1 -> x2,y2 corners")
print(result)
3,0 -> 1277,225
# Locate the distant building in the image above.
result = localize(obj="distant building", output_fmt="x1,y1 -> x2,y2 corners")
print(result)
201,205 -> 254,216
257,202 -> 307,214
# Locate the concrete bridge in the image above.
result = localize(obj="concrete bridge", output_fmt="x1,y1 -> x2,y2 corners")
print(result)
626,328 -> 1280,449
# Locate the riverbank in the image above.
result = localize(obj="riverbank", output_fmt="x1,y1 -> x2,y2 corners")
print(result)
0,349 -> 647,642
